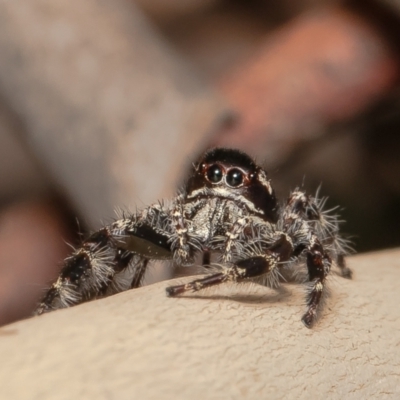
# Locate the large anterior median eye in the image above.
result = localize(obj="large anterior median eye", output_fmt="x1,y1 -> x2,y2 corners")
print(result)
226,168 -> 243,187
206,164 -> 223,183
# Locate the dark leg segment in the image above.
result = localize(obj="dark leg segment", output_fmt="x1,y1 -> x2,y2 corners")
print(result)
337,254 -> 352,279
202,249 -> 211,267
166,255 -> 278,296
301,237 -> 331,328
166,272 -> 227,296
130,259 -> 149,289
35,228 -> 116,315
283,189 -> 352,326
35,205 -> 173,315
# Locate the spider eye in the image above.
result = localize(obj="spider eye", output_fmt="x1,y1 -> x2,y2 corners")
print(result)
226,168 -> 243,187
206,164 -> 223,183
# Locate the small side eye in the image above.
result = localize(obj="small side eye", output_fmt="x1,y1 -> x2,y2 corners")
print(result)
226,168 -> 243,187
207,164 -> 223,183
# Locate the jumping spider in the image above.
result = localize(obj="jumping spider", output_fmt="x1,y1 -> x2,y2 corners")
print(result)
35,148 -> 352,327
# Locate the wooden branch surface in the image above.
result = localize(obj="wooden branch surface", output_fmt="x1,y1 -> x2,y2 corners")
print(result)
0,249 -> 399,399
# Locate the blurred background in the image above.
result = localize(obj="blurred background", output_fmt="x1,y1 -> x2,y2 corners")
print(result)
0,0 -> 399,326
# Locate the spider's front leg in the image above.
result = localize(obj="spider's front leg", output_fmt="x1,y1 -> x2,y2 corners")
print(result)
166,233 -> 292,296
165,255 -> 279,296
35,206 -> 173,315
219,216 -> 251,264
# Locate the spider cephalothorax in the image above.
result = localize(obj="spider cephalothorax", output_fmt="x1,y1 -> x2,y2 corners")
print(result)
186,148 -> 278,223
35,148 -> 352,327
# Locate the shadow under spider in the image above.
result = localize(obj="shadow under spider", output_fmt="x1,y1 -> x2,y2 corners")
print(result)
176,284 -> 293,305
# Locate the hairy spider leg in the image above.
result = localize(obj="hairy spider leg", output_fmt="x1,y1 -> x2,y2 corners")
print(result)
35,227 -> 126,314
219,216 -> 251,263
166,231 -> 293,294
166,253 -> 280,296
166,188 -> 351,328
302,235 -> 331,327
282,189 -> 344,327
35,206 -> 173,315
169,196 -> 207,266
286,189 -> 352,278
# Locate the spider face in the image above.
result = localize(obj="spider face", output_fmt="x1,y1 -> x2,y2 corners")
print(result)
186,148 -> 279,223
